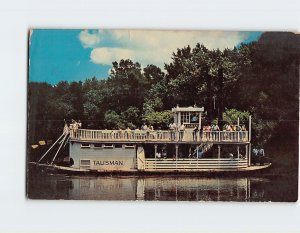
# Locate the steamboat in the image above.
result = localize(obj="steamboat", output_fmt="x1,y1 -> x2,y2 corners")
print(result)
32,105 -> 271,174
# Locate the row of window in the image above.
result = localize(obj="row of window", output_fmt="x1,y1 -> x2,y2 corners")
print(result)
180,112 -> 199,124
81,143 -> 135,149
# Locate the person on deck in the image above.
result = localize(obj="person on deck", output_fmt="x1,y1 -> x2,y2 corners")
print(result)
235,124 -> 242,141
169,122 -> 176,140
241,125 -> 247,141
179,124 -> 185,141
63,123 -> 69,135
211,123 -> 220,140
157,127 -> 162,140
162,146 -> 167,159
125,127 -> 131,139
206,125 -> 211,140
193,126 -> 199,141
156,152 -> 162,160
77,120 -> 82,128
191,114 -> 198,123
225,124 -> 233,140
70,119 -> 79,137
197,149 -> 204,159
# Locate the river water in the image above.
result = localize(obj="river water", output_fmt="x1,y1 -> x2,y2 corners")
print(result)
27,171 -> 298,202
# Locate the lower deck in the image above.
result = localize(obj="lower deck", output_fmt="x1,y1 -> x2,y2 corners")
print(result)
68,140 -> 254,172
142,158 -> 248,171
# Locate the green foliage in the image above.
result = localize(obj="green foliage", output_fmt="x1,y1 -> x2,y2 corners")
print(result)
28,32 -> 299,161
142,110 -> 173,128
103,110 -> 124,129
222,108 -> 250,125
121,106 -> 140,128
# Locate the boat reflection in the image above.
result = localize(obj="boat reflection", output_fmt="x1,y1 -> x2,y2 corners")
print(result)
59,176 -> 269,201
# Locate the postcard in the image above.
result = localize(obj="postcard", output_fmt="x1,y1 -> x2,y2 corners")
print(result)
27,29 -> 299,201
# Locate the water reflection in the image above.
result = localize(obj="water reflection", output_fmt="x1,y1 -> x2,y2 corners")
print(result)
138,177 -> 260,201
27,172 -> 297,201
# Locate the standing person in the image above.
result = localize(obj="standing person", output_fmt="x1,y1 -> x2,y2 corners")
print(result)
117,127 -> 123,139
179,124 -> 185,141
211,123 -> 219,140
206,125 -> 211,140
157,127 -> 162,140
193,126 -> 199,141
173,122 -> 178,140
77,120 -> 82,128
169,122 -> 175,140
225,124 -> 233,140
141,123 -> 145,131
236,124 -> 242,141
125,127 -> 131,139
71,119 -> 79,138
202,126 -> 207,140
156,151 -> 162,160
63,122 -> 70,135
241,124 -> 247,141
162,145 -> 167,159
199,126 -> 203,141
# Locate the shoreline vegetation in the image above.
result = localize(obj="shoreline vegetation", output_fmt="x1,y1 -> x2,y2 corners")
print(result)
28,32 -> 299,174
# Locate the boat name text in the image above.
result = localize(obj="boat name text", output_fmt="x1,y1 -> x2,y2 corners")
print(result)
93,160 -> 124,166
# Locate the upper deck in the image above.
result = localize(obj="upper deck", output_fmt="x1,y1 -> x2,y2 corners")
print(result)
69,129 -> 249,144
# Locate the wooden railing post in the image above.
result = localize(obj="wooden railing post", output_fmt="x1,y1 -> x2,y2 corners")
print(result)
175,144 -> 179,171
154,144 -> 157,170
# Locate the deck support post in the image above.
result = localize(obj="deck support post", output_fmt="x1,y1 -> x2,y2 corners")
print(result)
199,112 -> 202,130
245,144 -> 248,165
248,143 -> 251,166
196,145 -> 199,169
154,144 -> 157,170
218,145 -> 221,159
249,116 -> 252,141
175,144 -> 179,171
237,145 -> 240,159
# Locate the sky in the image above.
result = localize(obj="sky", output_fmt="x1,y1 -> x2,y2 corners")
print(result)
29,29 -> 262,84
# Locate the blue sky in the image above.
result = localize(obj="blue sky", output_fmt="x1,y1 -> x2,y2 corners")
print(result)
29,29 -> 262,84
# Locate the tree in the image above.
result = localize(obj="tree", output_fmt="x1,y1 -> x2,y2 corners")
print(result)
142,110 -> 173,129
236,32 -> 299,146
121,106 -> 140,129
103,110 -> 124,129
108,59 -> 147,112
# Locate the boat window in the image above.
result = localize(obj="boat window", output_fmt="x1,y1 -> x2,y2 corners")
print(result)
81,143 -> 91,148
80,159 -> 90,167
181,112 -> 190,124
114,144 -> 123,148
125,144 -> 135,149
103,144 -> 114,149
93,143 -> 103,149
190,113 -> 199,123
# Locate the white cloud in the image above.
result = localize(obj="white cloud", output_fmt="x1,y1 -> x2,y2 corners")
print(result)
85,30 -> 252,68
91,47 -> 135,65
79,30 -> 102,48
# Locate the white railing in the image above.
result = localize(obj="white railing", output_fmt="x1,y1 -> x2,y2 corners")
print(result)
70,129 -> 249,143
144,158 -> 248,171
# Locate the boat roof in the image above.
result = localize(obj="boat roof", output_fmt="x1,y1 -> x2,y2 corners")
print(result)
172,105 -> 204,113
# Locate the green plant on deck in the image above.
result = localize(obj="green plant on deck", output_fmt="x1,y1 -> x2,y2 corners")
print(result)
222,108 -> 250,125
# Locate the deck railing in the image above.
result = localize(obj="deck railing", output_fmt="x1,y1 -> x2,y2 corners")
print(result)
70,129 -> 249,143
144,158 -> 248,171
